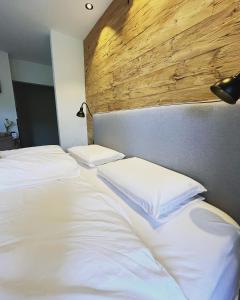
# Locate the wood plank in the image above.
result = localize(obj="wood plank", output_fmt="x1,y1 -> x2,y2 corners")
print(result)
85,0 -> 240,141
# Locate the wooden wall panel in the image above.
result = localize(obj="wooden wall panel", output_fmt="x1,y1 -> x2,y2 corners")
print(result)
84,0 -> 240,141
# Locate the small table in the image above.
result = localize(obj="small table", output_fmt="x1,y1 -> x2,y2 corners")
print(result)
0,135 -> 18,151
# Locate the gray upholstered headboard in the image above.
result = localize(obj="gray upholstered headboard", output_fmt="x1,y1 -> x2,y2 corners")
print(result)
93,101 -> 240,224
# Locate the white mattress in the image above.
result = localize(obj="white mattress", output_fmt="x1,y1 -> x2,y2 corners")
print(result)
79,167 -> 240,300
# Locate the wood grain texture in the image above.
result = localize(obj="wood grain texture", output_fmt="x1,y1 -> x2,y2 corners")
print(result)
84,0 -> 240,141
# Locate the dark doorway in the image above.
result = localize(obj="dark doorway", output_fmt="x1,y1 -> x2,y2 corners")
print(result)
13,81 -> 59,148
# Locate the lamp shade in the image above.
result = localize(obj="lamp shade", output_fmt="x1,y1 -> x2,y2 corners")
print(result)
210,73 -> 240,104
76,107 -> 85,118
76,102 -> 93,118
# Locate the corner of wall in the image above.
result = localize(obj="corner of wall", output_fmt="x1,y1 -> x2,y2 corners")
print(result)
0,50 -> 18,133
50,30 -> 88,149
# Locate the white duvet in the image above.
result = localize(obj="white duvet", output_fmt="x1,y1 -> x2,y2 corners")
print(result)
82,168 -> 240,300
0,150 -> 80,190
99,174 -> 240,300
124,199 -> 240,300
0,145 -> 64,158
0,173 -> 187,300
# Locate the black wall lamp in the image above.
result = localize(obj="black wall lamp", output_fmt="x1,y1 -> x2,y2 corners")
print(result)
76,102 -> 93,118
210,73 -> 240,104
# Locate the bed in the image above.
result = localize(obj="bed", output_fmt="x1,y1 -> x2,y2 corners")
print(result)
1,161 -> 238,300
76,165 -> 239,300
0,166 -> 187,300
0,100 -> 240,300
92,100 -> 240,300
99,170 -> 240,300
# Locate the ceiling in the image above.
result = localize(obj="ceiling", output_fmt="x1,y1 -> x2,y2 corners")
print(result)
0,0 -> 113,65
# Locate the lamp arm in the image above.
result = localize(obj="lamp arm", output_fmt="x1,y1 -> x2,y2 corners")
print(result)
234,72 -> 240,79
82,102 -> 93,117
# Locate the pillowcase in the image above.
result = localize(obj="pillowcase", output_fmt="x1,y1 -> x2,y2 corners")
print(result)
97,157 -> 206,223
67,145 -> 125,168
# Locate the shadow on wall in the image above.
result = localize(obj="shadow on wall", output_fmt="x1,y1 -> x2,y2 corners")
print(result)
85,0 -> 133,90
85,0 -> 133,65
84,0 -> 240,143
84,0 -> 133,143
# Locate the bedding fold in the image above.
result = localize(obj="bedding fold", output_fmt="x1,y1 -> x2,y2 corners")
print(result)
0,174 -> 187,300
0,152 -> 80,190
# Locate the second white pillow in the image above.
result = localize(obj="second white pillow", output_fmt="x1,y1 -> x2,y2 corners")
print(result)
98,157 -> 206,222
68,144 -> 125,168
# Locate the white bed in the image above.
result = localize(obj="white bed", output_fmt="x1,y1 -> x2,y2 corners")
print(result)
103,186 -> 240,300
0,173 -> 187,300
0,147 -> 239,300
79,167 -> 240,300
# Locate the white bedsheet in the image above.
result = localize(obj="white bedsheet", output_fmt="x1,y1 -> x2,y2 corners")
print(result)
0,173 -> 187,300
0,151 -> 80,190
0,145 -> 64,158
125,200 -> 240,300
91,168 -> 240,300
64,166 -> 240,299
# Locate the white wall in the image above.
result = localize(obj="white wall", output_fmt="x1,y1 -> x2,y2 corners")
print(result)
0,51 -> 18,133
50,30 -> 87,149
10,59 -> 54,86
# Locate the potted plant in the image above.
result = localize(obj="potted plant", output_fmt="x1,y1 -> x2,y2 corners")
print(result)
4,119 -> 14,135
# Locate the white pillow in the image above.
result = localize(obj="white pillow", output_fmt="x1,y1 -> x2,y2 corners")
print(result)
67,145 -> 125,168
97,157 -> 206,223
